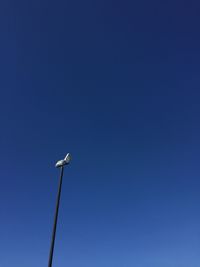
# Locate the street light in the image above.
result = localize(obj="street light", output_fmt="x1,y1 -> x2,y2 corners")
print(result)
48,153 -> 71,267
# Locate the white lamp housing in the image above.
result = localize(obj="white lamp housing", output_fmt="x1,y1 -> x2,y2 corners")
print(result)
55,153 -> 71,168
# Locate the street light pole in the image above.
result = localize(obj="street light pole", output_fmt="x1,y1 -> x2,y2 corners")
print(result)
48,154 -> 71,267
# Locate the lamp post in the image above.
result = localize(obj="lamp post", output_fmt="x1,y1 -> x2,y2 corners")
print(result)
48,153 -> 71,267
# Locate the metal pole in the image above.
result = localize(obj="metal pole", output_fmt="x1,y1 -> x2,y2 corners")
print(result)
48,166 -> 64,267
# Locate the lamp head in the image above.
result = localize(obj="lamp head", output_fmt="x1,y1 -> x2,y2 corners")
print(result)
55,153 -> 71,168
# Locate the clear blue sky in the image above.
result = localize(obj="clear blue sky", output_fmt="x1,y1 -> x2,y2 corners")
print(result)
1,1 -> 200,266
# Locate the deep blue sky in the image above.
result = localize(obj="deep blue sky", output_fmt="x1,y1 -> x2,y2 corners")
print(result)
1,1 -> 200,266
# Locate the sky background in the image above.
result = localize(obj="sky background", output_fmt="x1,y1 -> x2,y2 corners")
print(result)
1,0 -> 200,266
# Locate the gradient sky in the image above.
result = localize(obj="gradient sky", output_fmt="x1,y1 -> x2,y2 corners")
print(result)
1,1 -> 200,266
